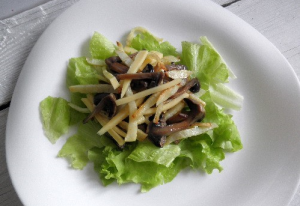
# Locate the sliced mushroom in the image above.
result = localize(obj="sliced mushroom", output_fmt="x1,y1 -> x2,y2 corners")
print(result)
83,93 -> 117,123
116,72 -> 161,81
93,93 -> 110,105
142,64 -> 154,73
127,71 -> 164,92
105,56 -> 129,74
147,119 -> 167,147
166,112 -> 189,124
130,80 -> 149,92
138,123 -> 147,133
169,78 -> 200,100
147,96 -> 205,147
110,63 -> 129,74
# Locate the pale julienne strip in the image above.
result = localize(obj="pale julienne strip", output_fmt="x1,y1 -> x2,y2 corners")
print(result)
125,87 -> 138,142
81,98 -> 125,146
153,103 -> 164,124
68,102 -> 90,113
82,97 -> 146,141
116,78 -> 182,106
163,101 -> 185,120
69,84 -> 115,94
120,50 -> 148,98
102,69 -> 120,89
115,46 -> 133,66
132,92 -> 160,119
143,92 -> 189,115
156,84 -> 179,106
118,121 -> 147,141
98,98 -> 144,136
137,58 -> 152,72
98,105 -> 129,136
99,115 -> 127,137
165,123 -> 218,145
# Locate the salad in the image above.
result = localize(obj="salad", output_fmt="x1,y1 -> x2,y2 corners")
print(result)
40,27 -> 243,192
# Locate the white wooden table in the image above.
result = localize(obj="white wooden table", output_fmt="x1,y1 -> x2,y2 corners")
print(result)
1,0 -> 299,205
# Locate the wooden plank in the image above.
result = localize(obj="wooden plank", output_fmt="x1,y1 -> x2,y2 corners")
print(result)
0,0 -> 79,106
0,109 -> 23,206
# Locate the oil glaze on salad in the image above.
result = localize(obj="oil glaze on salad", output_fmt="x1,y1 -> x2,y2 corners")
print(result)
40,27 -> 243,192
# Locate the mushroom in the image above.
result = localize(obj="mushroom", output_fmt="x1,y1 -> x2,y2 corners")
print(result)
119,71 -> 164,92
147,97 -> 205,147
105,56 -> 129,74
166,112 -> 189,124
147,119 -> 167,147
142,64 -> 154,73
93,93 -> 110,105
83,93 -> 117,123
116,72 -> 163,81
169,78 -> 200,100
130,80 -> 149,92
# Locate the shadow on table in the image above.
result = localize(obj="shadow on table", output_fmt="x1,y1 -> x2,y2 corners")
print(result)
0,108 -> 23,206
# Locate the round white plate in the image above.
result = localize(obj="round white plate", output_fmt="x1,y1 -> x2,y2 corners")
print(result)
6,0 -> 300,205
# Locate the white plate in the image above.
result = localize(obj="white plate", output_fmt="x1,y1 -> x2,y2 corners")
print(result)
6,0 -> 300,205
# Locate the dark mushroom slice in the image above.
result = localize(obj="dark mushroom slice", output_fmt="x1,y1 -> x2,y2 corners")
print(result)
147,97 -> 205,147
120,71 -> 164,92
184,98 -> 205,123
168,78 -> 200,100
83,93 -> 117,123
131,80 -> 149,92
147,120 -> 167,147
189,79 -> 200,93
166,112 -> 189,124
148,71 -> 165,89
142,64 -> 154,73
138,123 -> 147,133
116,72 -> 162,81
110,63 -> 129,74
105,56 -> 129,74
93,93 -> 110,105
105,56 -> 122,64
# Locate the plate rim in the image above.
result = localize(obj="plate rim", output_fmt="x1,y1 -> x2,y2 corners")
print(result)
6,0 -> 300,205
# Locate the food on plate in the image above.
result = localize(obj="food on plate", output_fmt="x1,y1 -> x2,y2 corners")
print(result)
39,27 -> 243,192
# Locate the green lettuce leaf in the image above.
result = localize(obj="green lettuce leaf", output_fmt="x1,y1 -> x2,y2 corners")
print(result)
181,39 -> 243,110
200,36 -> 236,79
87,135 -> 226,192
67,57 -> 99,86
181,40 -> 229,90
66,57 -> 98,109
201,91 -> 243,152
179,134 -> 224,174
130,31 -> 178,56
89,32 -> 116,59
40,96 -> 70,144
88,147 -> 116,186
69,108 -> 87,126
128,141 -> 180,167
209,83 -> 244,111
91,143 -> 183,192
58,121 -> 105,169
